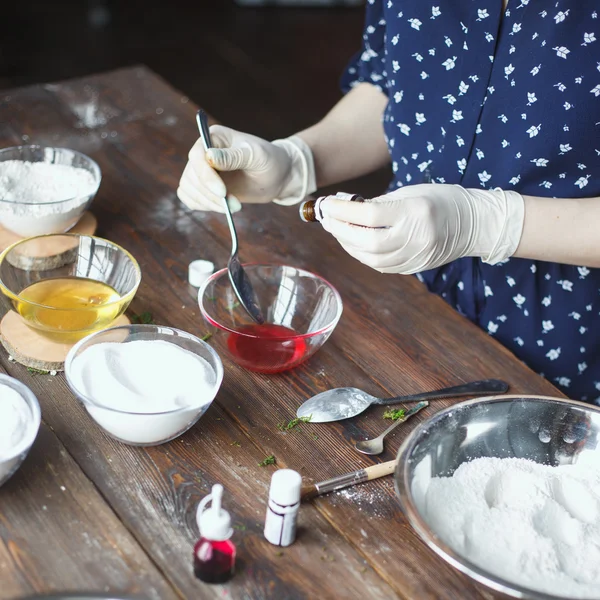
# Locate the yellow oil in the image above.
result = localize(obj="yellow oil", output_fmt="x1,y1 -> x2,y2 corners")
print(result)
16,277 -> 124,341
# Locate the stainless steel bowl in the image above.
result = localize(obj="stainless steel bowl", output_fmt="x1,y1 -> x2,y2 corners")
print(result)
395,395 -> 600,600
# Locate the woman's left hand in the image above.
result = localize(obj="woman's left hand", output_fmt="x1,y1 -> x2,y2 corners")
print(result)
319,184 -> 525,274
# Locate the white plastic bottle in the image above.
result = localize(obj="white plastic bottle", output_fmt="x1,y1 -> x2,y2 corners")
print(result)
264,469 -> 302,547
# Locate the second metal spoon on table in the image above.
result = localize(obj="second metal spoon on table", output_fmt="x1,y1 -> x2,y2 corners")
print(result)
196,109 -> 265,324
355,401 -> 429,455
296,378 -> 508,423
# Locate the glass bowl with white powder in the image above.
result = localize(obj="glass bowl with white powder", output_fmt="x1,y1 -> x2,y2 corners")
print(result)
395,395 -> 600,600
0,145 -> 101,236
64,324 -> 223,446
0,373 -> 41,488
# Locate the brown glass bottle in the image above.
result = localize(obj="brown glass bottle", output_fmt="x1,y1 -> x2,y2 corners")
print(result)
299,192 -> 364,222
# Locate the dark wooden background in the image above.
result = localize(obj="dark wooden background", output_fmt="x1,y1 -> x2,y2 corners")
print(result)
0,3 -> 564,599
0,65 -> 561,600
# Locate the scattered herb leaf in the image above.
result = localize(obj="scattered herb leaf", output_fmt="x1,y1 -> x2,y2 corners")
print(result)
312,433 -> 319,441
258,454 -> 276,467
233,523 -> 246,531
201,333 -> 213,342
383,408 -> 406,421
275,551 -> 284,557
230,441 -> 241,447
277,415 -> 312,431
27,367 -> 49,375
132,311 -> 155,324
227,301 -> 240,311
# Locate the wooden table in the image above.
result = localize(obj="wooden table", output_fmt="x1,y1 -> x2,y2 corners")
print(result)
0,67 -> 562,600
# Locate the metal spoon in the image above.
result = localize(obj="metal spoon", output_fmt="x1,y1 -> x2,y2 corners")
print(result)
196,109 -> 265,324
296,378 -> 508,423
355,401 -> 429,455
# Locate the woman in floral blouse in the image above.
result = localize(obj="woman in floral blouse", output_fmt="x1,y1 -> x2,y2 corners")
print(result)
178,1 -> 600,401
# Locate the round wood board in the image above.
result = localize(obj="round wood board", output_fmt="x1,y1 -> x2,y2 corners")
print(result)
1,212 -> 97,270
0,311 -> 130,371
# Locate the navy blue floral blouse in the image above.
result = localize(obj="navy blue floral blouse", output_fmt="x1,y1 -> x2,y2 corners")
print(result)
341,0 -> 600,401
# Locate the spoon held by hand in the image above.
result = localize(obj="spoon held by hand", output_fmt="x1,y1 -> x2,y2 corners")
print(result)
196,109 -> 265,324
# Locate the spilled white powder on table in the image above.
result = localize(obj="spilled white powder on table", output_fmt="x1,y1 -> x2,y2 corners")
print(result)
416,457 -> 600,598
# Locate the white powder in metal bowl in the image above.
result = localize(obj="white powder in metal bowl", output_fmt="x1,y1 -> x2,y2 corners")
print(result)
416,457 -> 600,598
0,160 -> 97,236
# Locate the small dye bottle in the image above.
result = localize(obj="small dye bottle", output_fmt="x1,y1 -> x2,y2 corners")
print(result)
194,484 -> 236,584
299,192 -> 364,222
264,469 -> 302,547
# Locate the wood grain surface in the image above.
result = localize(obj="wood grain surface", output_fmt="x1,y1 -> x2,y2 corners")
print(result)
0,67 -> 563,600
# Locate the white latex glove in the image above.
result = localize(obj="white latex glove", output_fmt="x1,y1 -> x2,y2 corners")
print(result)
177,125 -> 316,213
319,184 -> 525,274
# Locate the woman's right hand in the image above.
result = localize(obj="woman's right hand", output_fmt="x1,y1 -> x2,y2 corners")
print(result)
177,125 -> 315,213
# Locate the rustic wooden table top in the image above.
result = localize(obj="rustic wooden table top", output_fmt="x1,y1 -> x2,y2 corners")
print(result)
0,67 -> 563,600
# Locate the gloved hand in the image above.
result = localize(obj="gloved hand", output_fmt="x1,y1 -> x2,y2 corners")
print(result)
177,125 -> 316,213
318,184 -> 525,274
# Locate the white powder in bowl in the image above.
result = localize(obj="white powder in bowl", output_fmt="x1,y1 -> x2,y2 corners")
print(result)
68,340 -> 218,445
0,385 -> 30,457
416,457 -> 600,598
0,160 -> 98,236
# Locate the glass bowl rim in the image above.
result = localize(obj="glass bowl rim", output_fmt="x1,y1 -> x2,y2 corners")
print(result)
0,373 -> 41,462
64,324 -> 224,415
394,394 -> 600,600
198,263 -> 344,340
0,145 -> 101,206
0,233 -> 142,312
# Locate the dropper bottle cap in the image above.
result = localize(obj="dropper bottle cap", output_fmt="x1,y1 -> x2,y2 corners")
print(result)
196,484 -> 233,542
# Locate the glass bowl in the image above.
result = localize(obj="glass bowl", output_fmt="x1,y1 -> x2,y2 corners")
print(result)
395,395 -> 600,600
198,264 -> 343,373
64,325 -> 224,446
0,234 -> 141,343
0,145 -> 101,236
0,373 -> 41,488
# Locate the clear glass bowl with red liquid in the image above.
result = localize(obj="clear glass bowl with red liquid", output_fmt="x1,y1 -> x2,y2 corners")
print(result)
198,265 -> 343,374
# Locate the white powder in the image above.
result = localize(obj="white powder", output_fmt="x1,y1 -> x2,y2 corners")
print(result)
68,340 -> 217,445
0,160 -> 97,236
416,457 -> 600,598
0,384 -> 30,458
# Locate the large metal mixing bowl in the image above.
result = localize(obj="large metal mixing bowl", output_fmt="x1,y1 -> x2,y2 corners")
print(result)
395,395 -> 600,600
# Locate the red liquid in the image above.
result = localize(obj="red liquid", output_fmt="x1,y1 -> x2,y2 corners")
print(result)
227,323 -> 308,373
193,538 -> 236,584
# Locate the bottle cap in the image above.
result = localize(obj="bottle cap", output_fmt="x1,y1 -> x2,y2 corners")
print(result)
269,469 -> 302,506
196,484 -> 233,541
188,260 -> 215,288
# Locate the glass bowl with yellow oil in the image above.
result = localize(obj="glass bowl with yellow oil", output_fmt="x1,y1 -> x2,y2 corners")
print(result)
0,234 -> 141,342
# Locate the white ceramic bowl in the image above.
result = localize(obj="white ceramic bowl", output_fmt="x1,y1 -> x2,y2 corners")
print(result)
0,145 -> 101,236
0,373 -> 41,488
64,324 -> 223,446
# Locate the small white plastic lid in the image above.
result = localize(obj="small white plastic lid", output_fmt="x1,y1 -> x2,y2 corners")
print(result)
269,469 -> 302,506
188,260 -> 215,288
196,484 -> 233,541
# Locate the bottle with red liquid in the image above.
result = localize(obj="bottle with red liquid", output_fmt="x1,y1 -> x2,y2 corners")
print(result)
194,484 -> 236,584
